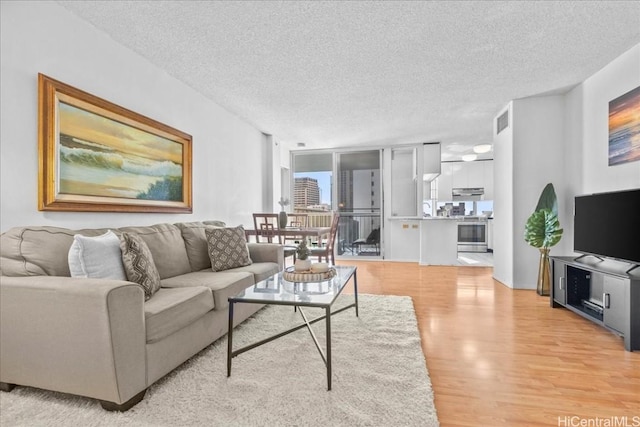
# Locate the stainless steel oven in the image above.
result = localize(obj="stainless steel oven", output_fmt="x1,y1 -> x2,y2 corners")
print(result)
457,220 -> 488,252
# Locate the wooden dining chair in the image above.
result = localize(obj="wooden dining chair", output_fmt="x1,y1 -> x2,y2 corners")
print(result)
252,213 -> 297,263
252,213 -> 280,243
284,213 -> 308,247
310,213 -> 340,265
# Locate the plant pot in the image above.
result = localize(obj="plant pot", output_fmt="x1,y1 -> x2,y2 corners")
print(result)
536,248 -> 551,296
294,259 -> 312,272
278,211 -> 288,229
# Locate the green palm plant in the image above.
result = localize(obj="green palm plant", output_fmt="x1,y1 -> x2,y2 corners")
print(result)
524,209 -> 563,249
524,183 -> 563,296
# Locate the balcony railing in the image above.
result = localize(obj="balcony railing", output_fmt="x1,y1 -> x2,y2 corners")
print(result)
337,212 -> 381,256
292,209 -> 381,257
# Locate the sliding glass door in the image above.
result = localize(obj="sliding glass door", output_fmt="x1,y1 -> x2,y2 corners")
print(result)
290,150 -> 383,259
335,151 -> 382,258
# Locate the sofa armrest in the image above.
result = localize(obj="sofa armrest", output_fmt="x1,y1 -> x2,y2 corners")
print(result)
0,276 -> 146,404
247,243 -> 284,270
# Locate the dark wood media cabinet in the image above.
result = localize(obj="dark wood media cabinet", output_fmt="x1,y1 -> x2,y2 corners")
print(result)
550,256 -> 640,351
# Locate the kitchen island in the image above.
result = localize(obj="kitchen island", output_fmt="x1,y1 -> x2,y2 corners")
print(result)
420,217 -> 459,265
387,216 -> 459,265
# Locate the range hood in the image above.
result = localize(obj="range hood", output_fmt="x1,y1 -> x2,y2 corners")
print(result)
452,187 -> 484,201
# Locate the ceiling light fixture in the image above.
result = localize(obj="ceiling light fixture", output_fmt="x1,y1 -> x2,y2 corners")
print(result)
462,154 -> 477,162
473,144 -> 492,154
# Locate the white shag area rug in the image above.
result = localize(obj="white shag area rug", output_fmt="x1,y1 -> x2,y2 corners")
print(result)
0,294 -> 439,427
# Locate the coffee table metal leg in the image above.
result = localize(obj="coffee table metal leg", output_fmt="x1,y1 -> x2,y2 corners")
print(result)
326,306 -> 332,391
353,271 -> 359,317
227,301 -> 234,377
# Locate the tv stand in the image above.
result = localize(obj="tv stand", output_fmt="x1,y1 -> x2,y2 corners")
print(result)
551,256 -> 640,352
626,264 -> 639,275
573,253 -> 604,262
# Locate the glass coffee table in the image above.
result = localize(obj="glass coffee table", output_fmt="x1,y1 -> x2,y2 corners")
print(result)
227,265 -> 358,390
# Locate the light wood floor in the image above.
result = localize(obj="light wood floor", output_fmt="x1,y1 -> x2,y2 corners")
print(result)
338,260 -> 640,427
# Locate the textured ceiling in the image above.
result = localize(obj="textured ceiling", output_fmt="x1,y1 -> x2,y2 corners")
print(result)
58,1 -> 640,160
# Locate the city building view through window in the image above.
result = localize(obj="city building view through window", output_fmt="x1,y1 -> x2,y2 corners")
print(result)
291,151 -> 382,258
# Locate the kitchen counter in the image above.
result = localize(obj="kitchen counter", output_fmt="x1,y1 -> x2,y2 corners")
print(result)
388,216 -> 461,220
420,219 -> 458,265
388,216 -> 489,265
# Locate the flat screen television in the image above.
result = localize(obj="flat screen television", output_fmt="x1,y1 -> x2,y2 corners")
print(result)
574,189 -> 640,265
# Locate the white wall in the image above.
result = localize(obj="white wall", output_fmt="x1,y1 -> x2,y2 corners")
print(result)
494,43 -> 640,289
560,85 -> 585,255
511,95 -> 567,288
492,103 -> 514,287
494,96 -> 566,289
579,44 -> 640,194
560,44 -> 640,258
0,1 -> 266,232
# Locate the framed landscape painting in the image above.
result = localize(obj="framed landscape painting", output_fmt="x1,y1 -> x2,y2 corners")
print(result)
608,85 -> 640,166
38,74 -> 192,212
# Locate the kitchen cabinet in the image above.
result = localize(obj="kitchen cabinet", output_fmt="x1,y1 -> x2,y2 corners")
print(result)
466,161 -> 484,189
436,163 -> 453,201
451,162 -> 466,189
453,160 -> 489,190
483,161 -> 494,200
420,219 -> 458,265
423,143 -> 441,179
388,219 -> 421,262
437,160 -> 494,201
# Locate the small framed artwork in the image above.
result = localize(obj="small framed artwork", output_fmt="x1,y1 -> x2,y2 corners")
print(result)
608,85 -> 640,166
38,73 -> 192,212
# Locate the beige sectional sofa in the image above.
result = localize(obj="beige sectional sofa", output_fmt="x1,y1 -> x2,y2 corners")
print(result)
0,221 -> 283,411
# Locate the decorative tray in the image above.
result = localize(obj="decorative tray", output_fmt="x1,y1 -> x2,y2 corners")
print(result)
282,266 -> 336,283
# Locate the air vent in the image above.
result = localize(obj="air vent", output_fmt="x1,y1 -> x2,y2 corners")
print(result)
496,110 -> 509,134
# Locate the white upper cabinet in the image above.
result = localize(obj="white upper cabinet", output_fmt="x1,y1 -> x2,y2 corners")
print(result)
436,160 -> 494,201
437,163 -> 454,201
483,160 -> 494,200
465,161 -> 484,189
422,143 -> 441,179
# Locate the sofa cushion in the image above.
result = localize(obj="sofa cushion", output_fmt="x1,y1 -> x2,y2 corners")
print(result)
144,286 -> 214,343
226,262 -> 280,283
68,230 -> 127,280
118,224 -> 191,279
161,270 -> 254,311
1,226 -> 110,277
175,221 -> 226,272
205,226 -> 252,272
120,232 -> 161,301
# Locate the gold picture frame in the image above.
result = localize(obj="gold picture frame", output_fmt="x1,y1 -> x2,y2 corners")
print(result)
38,73 -> 192,213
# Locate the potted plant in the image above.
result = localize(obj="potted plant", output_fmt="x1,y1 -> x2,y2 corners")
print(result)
278,197 -> 289,229
294,239 -> 312,271
524,183 -> 563,296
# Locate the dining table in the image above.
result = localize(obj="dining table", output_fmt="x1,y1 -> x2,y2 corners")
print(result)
244,226 -> 331,245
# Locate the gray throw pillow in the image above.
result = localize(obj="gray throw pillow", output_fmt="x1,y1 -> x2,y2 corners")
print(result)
68,230 -> 127,280
205,226 -> 252,272
120,232 -> 161,300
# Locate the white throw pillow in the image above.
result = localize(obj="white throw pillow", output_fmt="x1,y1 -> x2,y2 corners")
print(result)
68,230 -> 127,280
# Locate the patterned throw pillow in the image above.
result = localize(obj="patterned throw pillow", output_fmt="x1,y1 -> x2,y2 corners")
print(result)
205,226 -> 252,272
120,232 -> 161,300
